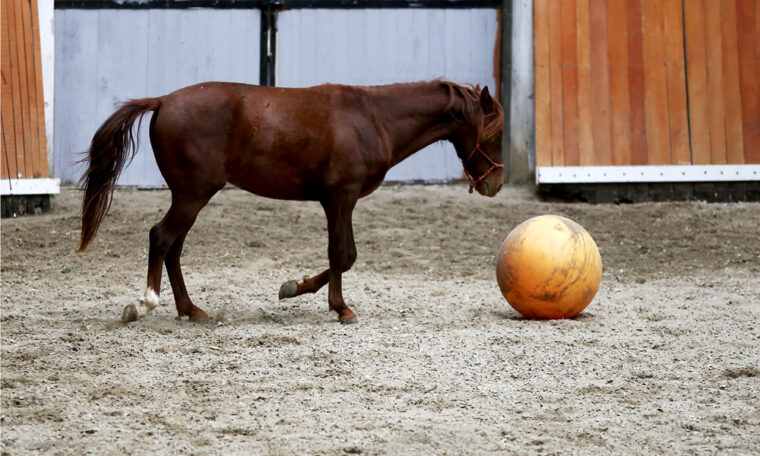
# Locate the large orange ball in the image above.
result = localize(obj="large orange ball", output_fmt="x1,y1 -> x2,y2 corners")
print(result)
496,215 -> 602,319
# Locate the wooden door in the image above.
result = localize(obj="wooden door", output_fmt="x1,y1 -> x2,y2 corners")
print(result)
2,0 -> 49,179
534,0 -> 760,167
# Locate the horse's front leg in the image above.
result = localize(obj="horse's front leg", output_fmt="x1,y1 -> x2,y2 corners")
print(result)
279,269 -> 329,299
277,187 -> 359,322
322,188 -> 359,323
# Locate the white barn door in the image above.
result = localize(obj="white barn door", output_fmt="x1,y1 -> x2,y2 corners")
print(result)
54,9 -> 261,186
276,9 -> 500,182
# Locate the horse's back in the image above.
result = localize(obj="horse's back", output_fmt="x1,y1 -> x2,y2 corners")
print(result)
150,82 -> 384,200
157,82 -> 369,135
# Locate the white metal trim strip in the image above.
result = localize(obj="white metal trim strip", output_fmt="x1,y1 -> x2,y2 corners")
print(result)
536,165 -> 760,184
0,178 -> 61,196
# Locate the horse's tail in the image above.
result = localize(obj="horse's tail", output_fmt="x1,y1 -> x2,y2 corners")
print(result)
78,97 -> 161,252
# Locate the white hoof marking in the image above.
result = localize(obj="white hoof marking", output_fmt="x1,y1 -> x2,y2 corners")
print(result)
135,288 -> 159,318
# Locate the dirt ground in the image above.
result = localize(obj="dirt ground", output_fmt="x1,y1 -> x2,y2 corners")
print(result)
1,184 -> 759,455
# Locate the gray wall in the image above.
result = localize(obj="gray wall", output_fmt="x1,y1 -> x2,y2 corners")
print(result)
54,9 -> 261,186
277,8 -> 499,182
54,8 -> 498,186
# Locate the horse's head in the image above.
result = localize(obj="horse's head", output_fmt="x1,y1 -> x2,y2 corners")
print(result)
448,85 -> 504,197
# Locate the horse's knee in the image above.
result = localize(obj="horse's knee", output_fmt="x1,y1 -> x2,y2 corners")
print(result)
149,224 -> 173,254
342,248 -> 357,272
330,244 -> 356,272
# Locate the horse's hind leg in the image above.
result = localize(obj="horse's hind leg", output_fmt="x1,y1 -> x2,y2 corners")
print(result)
121,196 -> 210,322
165,235 -> 207,320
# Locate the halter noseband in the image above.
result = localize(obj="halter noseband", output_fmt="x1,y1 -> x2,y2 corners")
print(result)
463,142 -> 504,193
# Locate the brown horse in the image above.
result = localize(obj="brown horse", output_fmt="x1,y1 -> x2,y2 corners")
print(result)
78,80 -> 504,324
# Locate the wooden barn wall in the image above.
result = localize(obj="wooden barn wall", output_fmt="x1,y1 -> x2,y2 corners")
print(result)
534,0 -> 760,168
2,0 -> 49,180
53,9 -> 261,186
276,8 -> 500,182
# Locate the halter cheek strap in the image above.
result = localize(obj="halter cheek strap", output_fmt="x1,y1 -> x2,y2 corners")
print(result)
463,143 -> 504,193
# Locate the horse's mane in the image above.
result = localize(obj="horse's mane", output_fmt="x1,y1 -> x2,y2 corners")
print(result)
360,79 -> 503,143
439,80 -> 504,144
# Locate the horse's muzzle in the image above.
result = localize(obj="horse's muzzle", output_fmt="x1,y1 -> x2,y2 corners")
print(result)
475,179 -> 503,197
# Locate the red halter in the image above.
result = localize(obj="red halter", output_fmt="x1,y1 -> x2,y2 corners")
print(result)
463,142 -> 504,193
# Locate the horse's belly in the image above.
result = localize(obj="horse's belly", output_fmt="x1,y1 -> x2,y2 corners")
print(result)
227,165 -> 321,201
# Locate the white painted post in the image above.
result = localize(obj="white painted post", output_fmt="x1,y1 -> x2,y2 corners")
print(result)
508,0 -> 535,184
38,0 -> 55,177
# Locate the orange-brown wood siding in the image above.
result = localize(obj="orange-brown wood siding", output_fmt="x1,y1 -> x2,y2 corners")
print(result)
534,0 -> 552,167
535,0 -> 760,167
1,0 -> 48,179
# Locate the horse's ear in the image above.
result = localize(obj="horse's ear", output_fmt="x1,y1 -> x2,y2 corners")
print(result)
480,86 -> 495,112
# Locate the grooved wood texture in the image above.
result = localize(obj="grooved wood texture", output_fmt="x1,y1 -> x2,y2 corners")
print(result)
535,0 -> 760,168
2,0 -> 49,179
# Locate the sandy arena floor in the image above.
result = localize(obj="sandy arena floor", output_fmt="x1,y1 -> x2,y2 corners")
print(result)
1,185 -> 759,455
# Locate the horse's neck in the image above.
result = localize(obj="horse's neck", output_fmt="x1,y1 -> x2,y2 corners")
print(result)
371,83 -> 463,167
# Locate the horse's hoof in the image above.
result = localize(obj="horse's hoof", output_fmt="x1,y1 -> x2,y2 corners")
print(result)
188,308 -> 210,323
121,304 -> 139,323
340,317 -> 358,325
279,280 -> 298,300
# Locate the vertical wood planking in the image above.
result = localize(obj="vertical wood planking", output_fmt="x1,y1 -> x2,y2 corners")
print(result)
1,4 -> 18,179
576,0 -> 594,165
608,0 -> 632,165
534,0 -> 552,166
684,0 -> 711,164
736,0 -> 760,163
626,0 -> 648,164
641,0 -> 671,164
589,0 -> 611,165
20,0 -> 42,176
663,0 -> 690,164
548,0 -> 564,166
4,2 -> 27,178
704,0 -> 727,163
17,0 -> 34,176
721,0 -> 745,163
21,0 -> 42,177
30,0 -> 49,177
534,0 -> 759,170
8,0 -> 23,177
7,0 -> 26,178
560,0 -> 579,166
